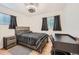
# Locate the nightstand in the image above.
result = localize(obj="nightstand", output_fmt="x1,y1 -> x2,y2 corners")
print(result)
3,36 -> 16,49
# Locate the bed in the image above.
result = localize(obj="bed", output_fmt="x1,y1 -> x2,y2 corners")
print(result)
15,27 -> 48,53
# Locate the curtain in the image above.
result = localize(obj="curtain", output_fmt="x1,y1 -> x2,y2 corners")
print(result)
53,15 -> 62,31
41,17 -> 48,31
9,15 -> 17,29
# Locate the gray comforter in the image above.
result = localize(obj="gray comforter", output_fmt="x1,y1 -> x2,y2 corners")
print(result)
17,32 -> 48,46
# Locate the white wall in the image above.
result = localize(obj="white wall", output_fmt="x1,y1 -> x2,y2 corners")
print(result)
26,11 -> 64,34
25,4 -> 79,37
63,3 -> 79,37
0,5 -> 28,48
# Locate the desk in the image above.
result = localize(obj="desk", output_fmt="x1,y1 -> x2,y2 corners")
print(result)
54,33 -> 79,54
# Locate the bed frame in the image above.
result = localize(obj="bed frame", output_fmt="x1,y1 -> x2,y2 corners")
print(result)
15,26 -> 48,53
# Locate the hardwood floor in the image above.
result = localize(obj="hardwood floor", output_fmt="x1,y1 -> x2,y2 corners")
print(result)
0,37 -> 53,55
0,49 -> 11,55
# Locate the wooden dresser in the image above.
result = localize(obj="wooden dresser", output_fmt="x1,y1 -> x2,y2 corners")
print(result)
3,36 -> 16,49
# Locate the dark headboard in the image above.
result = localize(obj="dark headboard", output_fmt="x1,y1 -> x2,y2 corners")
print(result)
16,26 -> 30,31
15,26 -> 30,35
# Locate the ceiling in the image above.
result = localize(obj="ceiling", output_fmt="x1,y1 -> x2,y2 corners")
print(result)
0,3 -> 66,16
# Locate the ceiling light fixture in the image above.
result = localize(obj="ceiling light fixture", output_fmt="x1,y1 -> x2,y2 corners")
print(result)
24,3 -> 39,13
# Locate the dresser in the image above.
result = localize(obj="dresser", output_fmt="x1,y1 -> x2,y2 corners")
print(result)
3,36 -> 16,49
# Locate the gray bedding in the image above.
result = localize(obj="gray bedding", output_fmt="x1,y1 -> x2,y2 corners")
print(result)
17,32 -> 48,46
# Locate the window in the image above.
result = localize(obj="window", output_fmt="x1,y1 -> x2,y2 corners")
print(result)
0,13 -> 17,29
47,17 -> 54,29
0,13 -> 10,25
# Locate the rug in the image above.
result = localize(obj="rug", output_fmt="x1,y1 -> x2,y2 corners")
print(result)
8,45 -> 32,55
